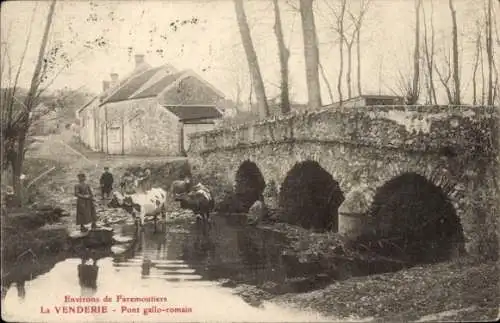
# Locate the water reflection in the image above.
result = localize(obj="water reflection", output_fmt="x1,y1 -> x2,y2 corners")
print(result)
77,255 -> 99,296
15,280 -> 26,300
185,223 -> 216,265
2,215 -> 337,322
3,215 -> 326,308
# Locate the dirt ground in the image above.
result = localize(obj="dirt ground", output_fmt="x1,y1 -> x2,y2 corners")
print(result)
4,131 -> 500,322
271,258 -> 498,322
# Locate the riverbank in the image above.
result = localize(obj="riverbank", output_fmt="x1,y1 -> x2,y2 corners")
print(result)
271,257 -> 498,322
222,221 -> 499,321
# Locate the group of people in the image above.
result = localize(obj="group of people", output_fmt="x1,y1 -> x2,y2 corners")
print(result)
75,167 -> 212,233
74,167 -> 152,232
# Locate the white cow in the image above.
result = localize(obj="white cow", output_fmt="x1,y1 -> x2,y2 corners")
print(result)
108,188 -> 167,232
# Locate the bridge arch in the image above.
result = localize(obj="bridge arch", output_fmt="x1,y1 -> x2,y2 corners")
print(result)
368,171 -> 465,264
374,162 -> 461,201
234,160 -> 266,212
278,160 -> 345,232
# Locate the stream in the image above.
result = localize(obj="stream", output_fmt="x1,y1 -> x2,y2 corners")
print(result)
2,214 -> 335,322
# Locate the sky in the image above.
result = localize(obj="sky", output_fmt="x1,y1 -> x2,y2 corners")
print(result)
0,0 -> 498,107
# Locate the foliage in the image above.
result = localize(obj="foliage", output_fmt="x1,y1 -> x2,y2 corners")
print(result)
0,0 -> 112,204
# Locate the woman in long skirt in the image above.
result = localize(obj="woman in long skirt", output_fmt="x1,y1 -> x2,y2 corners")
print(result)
74,173 -> 97,232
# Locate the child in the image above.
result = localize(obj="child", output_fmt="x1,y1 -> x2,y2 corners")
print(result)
99,167 -> 114,200
74,173 -> 97,232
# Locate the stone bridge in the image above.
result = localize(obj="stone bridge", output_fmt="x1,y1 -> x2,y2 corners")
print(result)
187,105 -> 499,258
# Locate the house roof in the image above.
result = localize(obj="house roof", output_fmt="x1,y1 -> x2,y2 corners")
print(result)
163,105 -> 222,121
132,71 -> 184,99
103,66 -> 164,103
96,64 -> 225,108
76,96 -> 97,115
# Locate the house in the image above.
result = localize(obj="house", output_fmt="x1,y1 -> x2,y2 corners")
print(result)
76,54 -> 225,155
323,95 -> 405,109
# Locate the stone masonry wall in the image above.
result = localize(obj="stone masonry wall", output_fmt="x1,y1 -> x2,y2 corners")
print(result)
104,98 -> 182,156
187,105 -> 499,258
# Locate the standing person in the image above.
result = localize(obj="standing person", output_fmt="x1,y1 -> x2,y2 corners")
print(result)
74,173 -> 97,232
99,167 -> 114,200
120,171 -> 136,195
137,168 -> 152,193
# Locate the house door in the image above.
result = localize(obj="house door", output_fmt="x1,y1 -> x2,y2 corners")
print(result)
108,127 -> 122,154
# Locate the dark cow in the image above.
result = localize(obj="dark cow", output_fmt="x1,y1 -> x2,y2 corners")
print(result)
174,183 -> 214,224
171,179 -> 193,200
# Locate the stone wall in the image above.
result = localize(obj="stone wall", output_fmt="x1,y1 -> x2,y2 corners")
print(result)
104,98 -> 182,155
78,99 -> 99,150
187,105 -> 499,258
183,123 -> 216,152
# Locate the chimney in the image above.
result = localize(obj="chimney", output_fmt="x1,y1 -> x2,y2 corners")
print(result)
134,54 -> 145,69
102,80 -> 110,92
110,73 -> 119,86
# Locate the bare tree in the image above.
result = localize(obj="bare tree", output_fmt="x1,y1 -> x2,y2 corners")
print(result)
343,26 -> 356,99
472,21 -> 483,105
336,0 -> 347,104
319,60 -> 335,103
408,0 -> 422,105
448,0 -> 461,104
421,0 -> 437,104
272,0 -> 290,114
480,28 -> 486,104
299,0 -> 322,109
233,0 -> 269,118
485,0 -> 494,104
435,49 -> 454,104
324,0 -> 369,99
353,0 -> 370,96
4,0 -> 57,200
1,0 -> 112,202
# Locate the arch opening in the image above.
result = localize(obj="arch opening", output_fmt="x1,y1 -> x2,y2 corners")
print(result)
366,172 -> 465,264
278,160 -> 344,232
233,160 -> 266,212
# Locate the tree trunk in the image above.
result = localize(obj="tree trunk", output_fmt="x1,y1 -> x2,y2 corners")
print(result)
13,0 -> 56,201
299,0 -> 322,109
472,27 -> 482,105
411,0 -> 421,104
356,26 -> 362,96
486,0 -> 493,105
422,0 -> 437,104
449,0 -> 460,104
337,0 -> 346,105
234,0 -> 269,118
378,55 -> 384,95
346,42 -> 353,99
319,61 -> 334,103
480,36 -> 486,105
272,0 -> 290,114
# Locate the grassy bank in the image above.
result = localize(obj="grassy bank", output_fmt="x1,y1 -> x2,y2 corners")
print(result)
1,219 -> 68,265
